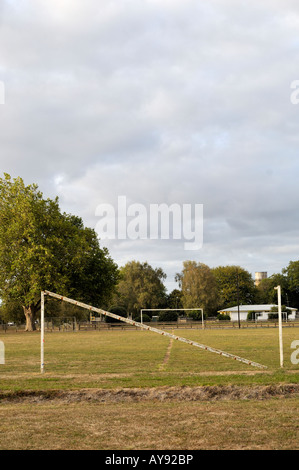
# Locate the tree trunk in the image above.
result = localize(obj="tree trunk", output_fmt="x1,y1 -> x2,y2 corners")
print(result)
23,305 -> 37,331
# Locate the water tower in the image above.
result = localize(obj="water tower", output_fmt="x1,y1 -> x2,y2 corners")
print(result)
255,272 -> 267,286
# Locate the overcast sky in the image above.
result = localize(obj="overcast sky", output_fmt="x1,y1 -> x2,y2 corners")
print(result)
1,0 -> 299,291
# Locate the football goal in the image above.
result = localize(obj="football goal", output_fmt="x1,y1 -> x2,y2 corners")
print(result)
40,290 -> 267,373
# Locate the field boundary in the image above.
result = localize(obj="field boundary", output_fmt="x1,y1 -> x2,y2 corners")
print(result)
2,320 -> 299,333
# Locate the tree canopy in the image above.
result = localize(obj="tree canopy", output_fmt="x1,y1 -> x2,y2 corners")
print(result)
0,174 -> 118,330
212,265 -> 256,309
255,262 -> 299,309
113,260 -> 167,319
176,261 -> 219,316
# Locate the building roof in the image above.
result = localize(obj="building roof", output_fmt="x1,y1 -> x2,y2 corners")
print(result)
218,304 -> 297,313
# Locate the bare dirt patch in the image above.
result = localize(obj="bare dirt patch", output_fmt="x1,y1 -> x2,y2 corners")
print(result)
158,338 -> 173,370
1,383 -> 299,404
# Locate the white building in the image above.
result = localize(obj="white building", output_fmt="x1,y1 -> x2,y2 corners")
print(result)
218,304 -> 297,322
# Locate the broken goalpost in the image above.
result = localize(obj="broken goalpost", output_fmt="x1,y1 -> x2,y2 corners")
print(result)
40,290 -> 267,373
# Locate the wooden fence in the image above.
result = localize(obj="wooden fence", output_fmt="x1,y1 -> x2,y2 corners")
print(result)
1,319 -> 299,332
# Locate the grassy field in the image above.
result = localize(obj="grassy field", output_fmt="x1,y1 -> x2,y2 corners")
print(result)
1,327 -> 299,389
0,327 -> 298,449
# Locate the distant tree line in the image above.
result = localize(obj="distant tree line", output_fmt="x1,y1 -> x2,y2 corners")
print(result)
173,260 -> 299,319
106,259 -> 299,321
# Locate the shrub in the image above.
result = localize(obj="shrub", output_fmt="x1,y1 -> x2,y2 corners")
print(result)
217,313 -> 230,321
187,310 -> 207,321
106,306 -> 127,323
135,313 -> 151,323
158,311 -> 179,322
247,311 -> 256,321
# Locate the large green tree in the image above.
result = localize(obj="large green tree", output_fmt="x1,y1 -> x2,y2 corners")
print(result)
166,289 -> 183,310
255,273 -> 288,305
0,174 -> 118,330
282,260 -> 299,309
176,261 -> 219,316
113,260 -> 167,319
212,265 -> 256,309
254,263 -> 299,309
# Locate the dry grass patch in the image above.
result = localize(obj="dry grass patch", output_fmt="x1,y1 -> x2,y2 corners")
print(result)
0,393 -> 298,450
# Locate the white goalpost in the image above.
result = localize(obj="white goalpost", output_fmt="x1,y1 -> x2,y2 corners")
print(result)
140,308 -> 205,329
40,290 -> 267,373
41,291 -> 45,374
